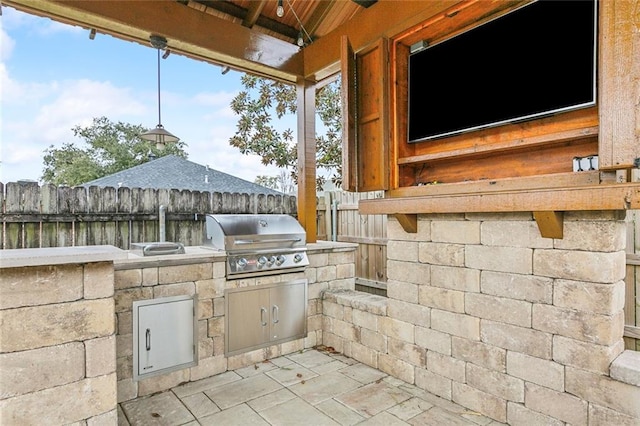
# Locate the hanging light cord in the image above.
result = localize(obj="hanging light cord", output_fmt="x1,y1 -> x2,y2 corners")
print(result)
285,0 -> 312,45
155,47 -> 162,126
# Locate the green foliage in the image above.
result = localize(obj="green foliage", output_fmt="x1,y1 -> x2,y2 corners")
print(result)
229,74 -> 342,191
41,116 -> 187,186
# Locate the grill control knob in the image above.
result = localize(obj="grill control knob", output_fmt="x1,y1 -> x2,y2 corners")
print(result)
293,253 -> 304,263
257,256 -> 268,267
268,256 -> 276,266
275,255 -> 286,266
236,258 -> 248,269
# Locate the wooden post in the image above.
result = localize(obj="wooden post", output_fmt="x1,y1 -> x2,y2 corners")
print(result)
296,78 -> 317,242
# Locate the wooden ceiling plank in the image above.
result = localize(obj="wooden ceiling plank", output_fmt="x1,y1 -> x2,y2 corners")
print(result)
304,0 -> 335,38
194,0 -> 298,40
4,0 -> 304,82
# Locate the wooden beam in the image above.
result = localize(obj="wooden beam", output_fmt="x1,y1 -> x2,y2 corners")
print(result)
598,0 -> 640,170
394,214 -> 418,233
243,0 -> 267,28
296,78 -> 317,242
4,0 -> 303,82
359,182 -> 640,215
305,0 -> 335,37
302,0 -> 459,80
533,211 -> 564,239
624,325 -> 640,340
195,0 -> 298,39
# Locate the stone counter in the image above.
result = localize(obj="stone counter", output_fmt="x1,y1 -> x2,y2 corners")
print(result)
0,245 -> 125,425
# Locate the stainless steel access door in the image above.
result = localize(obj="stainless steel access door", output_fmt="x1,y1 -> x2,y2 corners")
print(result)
133,295 -> 198,380
270,281 -> 306,342
226,286 -> 271,354
225,279 -> 307,356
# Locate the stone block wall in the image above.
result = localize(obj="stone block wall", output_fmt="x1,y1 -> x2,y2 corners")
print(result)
323,212 -> 640,425
0,247 -> 123,425
114,242 -> 355,403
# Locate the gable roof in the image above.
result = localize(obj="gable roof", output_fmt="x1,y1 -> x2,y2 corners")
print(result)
82,155 -> 284,196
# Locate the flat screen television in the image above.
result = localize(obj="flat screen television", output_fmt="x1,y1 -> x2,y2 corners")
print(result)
408,0 -> 597,143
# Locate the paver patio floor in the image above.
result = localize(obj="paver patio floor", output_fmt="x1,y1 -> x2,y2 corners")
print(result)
118,348 -> 506,426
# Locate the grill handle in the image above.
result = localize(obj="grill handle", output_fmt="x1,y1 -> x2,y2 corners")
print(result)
142,243 -> 185,256
235,238 -> 302,245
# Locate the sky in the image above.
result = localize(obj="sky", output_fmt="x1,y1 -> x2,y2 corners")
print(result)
0,5 -> 288,185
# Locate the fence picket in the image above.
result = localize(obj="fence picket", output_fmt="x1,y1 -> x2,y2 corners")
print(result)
0,183 -> 297,250
40,184 -> 58,248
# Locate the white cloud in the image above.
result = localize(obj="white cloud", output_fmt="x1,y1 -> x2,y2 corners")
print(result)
0,25 -> 16,61
1,76 -> 148,183
34,79 -> 146,143
2,5 -> 81,36
1,64 -> 59,106
193,91 -> 235,107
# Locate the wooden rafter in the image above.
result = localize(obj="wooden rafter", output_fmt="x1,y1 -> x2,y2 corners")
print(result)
243,0 -> 267,28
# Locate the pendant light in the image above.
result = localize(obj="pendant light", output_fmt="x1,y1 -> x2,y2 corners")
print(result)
140,35 -> 179,150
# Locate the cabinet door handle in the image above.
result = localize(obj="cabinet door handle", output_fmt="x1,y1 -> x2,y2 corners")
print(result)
145,328 -> 151,351
272,305 -> 279,324
260,307 -> 268,326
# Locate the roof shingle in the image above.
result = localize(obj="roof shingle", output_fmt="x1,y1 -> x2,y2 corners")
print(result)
82,155 -> 284,196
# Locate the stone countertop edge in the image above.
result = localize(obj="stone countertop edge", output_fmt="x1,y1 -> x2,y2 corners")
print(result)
0,241 -> 355,269
307,241 -> 358,252
0,245 -> 127,268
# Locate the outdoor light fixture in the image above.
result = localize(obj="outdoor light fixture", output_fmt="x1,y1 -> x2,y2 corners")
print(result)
284,0 -> 312,47
89,28 -> 96,40
276,0 -> 284,17
162,49 -> 171,59
140,35 -> 180,150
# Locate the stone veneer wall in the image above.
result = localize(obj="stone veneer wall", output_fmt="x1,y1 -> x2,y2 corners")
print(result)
322,211 -> 640,425
0,247 -> 124,425
114,243 -> 356,402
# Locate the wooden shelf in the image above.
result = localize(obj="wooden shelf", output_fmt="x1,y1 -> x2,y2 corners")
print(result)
397,126 -> 599,165
361,182 -> 640,215
389,171 -> 600,198
360,182 -> 640,238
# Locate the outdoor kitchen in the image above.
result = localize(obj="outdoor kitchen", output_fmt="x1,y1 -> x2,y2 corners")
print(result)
113,214 -> 356,399
0,212 -> 358,423
2,0 -> 640,424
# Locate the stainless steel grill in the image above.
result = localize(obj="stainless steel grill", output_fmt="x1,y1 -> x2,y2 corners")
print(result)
203,214 -> 309,278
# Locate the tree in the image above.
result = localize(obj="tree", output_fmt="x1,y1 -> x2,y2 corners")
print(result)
255,169 -> 296,194
41,116 -> 187,186
229,75 -> 342,191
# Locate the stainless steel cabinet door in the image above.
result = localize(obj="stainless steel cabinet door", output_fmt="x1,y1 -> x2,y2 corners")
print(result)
270,281 -> 307,342
134,295 -> 197,380
225,279 -> 308,356
226,287 -> 271,354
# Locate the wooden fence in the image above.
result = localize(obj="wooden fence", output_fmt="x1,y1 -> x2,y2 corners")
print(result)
0,182 -> 297,250
317,191 -> 387,295
625,208 -> 640,350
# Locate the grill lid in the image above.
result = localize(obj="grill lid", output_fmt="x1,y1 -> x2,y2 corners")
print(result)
204,214 -> 309,278
204,214 -> 306,252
